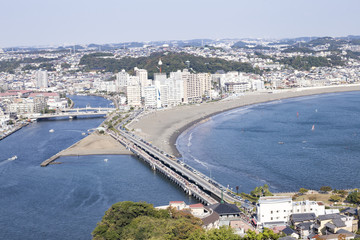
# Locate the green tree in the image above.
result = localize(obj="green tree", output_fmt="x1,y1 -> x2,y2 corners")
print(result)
337,190 -> 347,198
320,186 -> 332,193
92,201 -> 204,240
329,195 -> 342,202
299,188 -> 309,195
346,191 -> 360,204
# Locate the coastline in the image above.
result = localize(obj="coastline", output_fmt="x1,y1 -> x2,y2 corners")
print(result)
129,84 -> 360,157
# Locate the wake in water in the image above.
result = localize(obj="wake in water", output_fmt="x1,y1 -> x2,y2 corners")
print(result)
64,130 -> 84,133
187,132 -> 193,147
0,156 -> 17,167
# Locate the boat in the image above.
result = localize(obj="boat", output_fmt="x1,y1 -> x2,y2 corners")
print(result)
69,116 -> 73,119
278,141 -> 284,144
49,129 -> 54,133
82,132 -> 86,135
311,125 -> 315,131
104,159 -> 108,162
8,155 -> 17,161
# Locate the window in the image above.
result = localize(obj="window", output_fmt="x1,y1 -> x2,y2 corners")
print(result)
277,210 -> 279,213
271,217 -> 273,220
310,208 -> 313,211
297,209 -> 300,212
284,210 -> 286,212
271,211 -> 273,214
284,216 -> 287,219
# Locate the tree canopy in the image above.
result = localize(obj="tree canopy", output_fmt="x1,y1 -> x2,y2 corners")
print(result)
92,201 -> 203,240
320,186 -> 332,193
346,191 -> 360,204
80,52 -> 257,78
92,201 -> 282,240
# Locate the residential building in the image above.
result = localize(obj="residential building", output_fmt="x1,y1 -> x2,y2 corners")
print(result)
126,85 -> 141,106
36,70 -> 48,88
257,197 -> 325,226
257,196 -> 293,226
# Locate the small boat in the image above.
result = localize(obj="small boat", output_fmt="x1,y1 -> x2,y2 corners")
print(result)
311,125 -> 315,131
8,155 -> 17,161
104,159 -> 108,162
278,141 -> 284,144
49,129 -> 55,133
69,116 -> 73,119
82,132 -> 86,135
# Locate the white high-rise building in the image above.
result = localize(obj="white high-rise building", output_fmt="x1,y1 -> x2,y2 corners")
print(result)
116,70 -> 129,91
154,80 -> 169,108
182,70 -> 211,103
144,86 -> 157,108
36,70 -> 48,89
135,67 -> 150,97
126,85 -> 141,107
167,70 -> 184,106
128,76 -> 140,86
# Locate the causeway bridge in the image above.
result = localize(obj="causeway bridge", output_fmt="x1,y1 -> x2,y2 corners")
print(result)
25,107 -> 116,120
107,130 -> 218,205
109,124 -> 243,205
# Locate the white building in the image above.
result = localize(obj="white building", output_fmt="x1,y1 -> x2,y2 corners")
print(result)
252,79 -> 265,91
36,70 -> 48,89
115,70 -> 129,91
144,85 -> 157,108
256,196 -> 325,227
167,71 -> 184,106
134,67 -> 150,97
182,70 -> 211,103
9,98 -> 47,114
126,85 -> 141,107
257,196 -> 293,226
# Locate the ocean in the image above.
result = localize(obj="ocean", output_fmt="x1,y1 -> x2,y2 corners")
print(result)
176,91 -> 360,193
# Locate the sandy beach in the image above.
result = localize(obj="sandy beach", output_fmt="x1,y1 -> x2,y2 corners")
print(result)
58,132 -> 132,156
128,84 -> 360,157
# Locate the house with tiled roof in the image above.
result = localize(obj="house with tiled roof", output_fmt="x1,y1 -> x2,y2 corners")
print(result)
208,202 -> 241,219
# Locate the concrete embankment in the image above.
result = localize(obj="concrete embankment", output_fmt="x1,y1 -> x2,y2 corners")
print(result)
0,122 -> 29,141
40,133 -> 132,167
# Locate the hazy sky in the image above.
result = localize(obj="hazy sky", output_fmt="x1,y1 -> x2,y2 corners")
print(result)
0,0 -> 359,48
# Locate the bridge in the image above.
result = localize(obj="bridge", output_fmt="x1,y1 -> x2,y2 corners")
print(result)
117,129 -> 241,204
60,107 -> 116,112
107,130 -> 218,205
107,110 -> 243,205
25,107 -> 116,120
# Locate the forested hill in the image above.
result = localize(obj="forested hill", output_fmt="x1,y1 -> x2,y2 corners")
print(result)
79,52 -> 258,79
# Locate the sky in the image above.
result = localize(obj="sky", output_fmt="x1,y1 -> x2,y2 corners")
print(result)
0,0 -> 359,48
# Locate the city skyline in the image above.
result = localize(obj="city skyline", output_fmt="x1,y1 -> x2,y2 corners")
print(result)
1,0 -> 360,48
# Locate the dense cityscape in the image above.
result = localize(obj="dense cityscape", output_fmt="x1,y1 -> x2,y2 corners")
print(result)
2,37 -> 360,137
1,36 -> 360,239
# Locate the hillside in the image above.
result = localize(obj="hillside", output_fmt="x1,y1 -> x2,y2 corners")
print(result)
79,52 -> 258,78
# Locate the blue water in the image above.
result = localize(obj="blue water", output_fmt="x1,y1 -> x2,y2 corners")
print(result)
177,91 -> 360,193
0,95 -> 196,240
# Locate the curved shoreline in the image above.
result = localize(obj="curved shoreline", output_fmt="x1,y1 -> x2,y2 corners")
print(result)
129,84 -> 360,158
